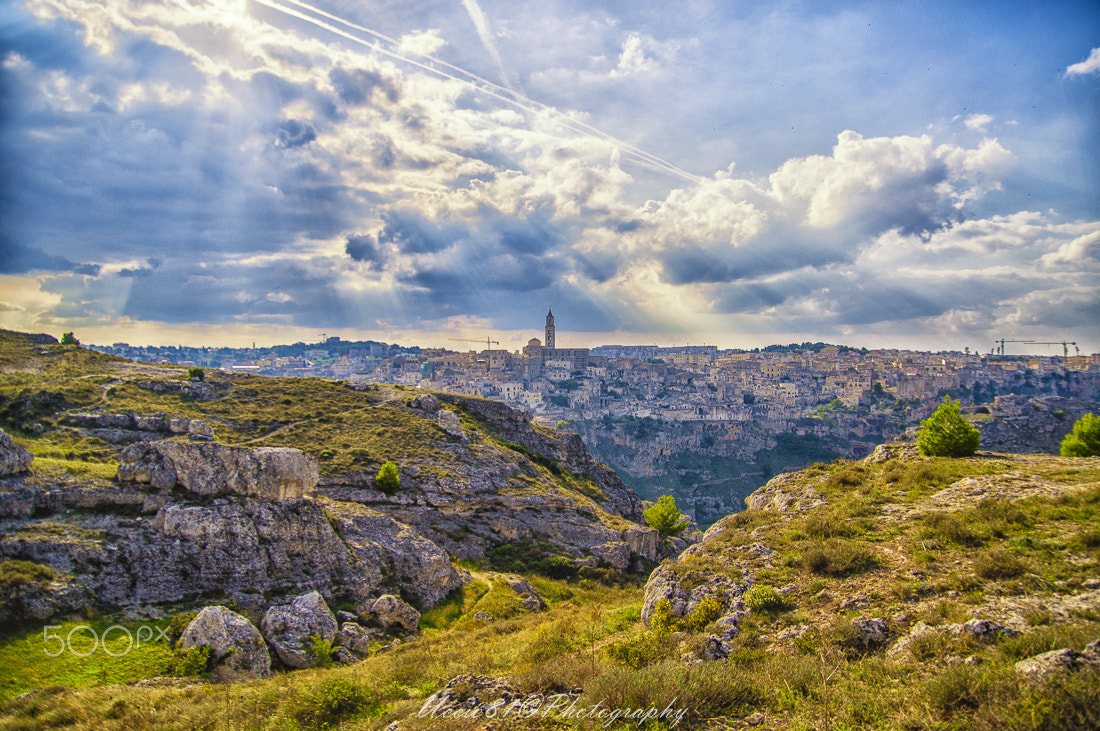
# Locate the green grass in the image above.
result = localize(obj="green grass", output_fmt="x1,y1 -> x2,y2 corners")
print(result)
0,619 -> 174,703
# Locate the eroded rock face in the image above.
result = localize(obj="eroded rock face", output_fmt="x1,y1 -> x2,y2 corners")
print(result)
0,492 -> 463,621
118,441 -> 318,500
261,591 -> 339,669
0,429 -> 33,476
326,504 -> 464,607
180,606 -> 271,681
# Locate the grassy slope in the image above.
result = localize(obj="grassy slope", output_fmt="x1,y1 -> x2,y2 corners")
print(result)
0,331 -> 613,512
1,454 -> 1097,729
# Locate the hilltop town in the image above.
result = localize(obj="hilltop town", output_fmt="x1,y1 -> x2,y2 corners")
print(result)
88,312 -> 1100,524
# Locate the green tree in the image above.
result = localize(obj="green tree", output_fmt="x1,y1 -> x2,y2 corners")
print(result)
643,495 -> 690,539
1060,413 -> 1100,457
917,396 -> 981,457
60,332 -> 79,345
375,460 -> 400,495
187,367 -> 205,381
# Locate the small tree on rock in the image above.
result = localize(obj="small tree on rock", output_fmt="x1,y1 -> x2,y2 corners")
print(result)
643,495 -> 690,539
1060,413 -> 1100,457
375,460 -> 400,495
917,396 -> 981,457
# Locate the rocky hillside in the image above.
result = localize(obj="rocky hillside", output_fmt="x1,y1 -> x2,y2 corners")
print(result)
0,330 -> 663,625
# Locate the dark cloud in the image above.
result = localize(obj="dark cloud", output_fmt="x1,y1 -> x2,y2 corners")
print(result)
0,235 -> 85,274
345,234 -> 384,267
659,229 -> 850,286
274,119 -> 316,148
120,260 -> 354,327
378,211 -> 466,254
330,67 -> 399,106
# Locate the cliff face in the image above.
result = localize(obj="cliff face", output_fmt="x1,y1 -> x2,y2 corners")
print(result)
0,332 -> 659,623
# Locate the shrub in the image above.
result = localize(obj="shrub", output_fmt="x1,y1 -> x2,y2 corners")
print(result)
0,559 -> 57,587
308,635 -> 335,668
743,584 -> 793,613
800,539 -> 881,577
605,632 -> 675,669
60,332 -> 79,346
1060,412 -> 1100,457
686,595 -> 726,631
973,549 -> 1028,580
644,495 -> 690,539
917,396 -> 981,457
166,611 -> 199,648
173,646 -> 211,677
292,679 -> 379,730
187,367 -> 205,381
650,598 -> 685,634
375,460 -> 400,494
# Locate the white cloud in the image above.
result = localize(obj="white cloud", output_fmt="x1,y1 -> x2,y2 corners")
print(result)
964,113 -> 993,131
396,29 -> 447,57
1065,47 -> 1100,77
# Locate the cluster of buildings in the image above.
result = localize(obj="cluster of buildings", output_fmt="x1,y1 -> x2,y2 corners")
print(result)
93,312 -> 1099,431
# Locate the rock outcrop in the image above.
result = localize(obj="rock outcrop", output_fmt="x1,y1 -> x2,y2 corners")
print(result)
0,429 -> 33,476
261,591 -> 339,668
118,441 -> 318,501
180,606 -> 271,681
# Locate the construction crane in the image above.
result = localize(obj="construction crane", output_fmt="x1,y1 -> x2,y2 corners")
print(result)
1027,341 -> 1078,359
448,337 -> 501,372
992,339 -> 1033,356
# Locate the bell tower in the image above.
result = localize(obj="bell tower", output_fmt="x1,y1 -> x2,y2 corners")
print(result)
544,307 -> 556,349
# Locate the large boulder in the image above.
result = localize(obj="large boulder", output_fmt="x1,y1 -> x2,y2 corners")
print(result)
260,591 -> 339,669
118,441 -> 318,500
0,429 -> 33,476
179,606 -> 271,681
369,594 -> 420,633
623,527 -> 661,561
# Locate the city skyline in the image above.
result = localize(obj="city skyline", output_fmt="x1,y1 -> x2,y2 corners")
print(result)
1,0 -> 1098,353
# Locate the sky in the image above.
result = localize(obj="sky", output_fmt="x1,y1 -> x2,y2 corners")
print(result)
0,0 -> 1098,355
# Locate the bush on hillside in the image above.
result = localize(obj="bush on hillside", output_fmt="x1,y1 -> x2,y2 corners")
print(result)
375,460 -> 400,494
644,495 -> 690,539
1060,412 -> 1100,457
917,397 -> 981,457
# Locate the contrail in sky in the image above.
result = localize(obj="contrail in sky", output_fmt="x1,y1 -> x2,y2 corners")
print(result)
459,0 -> 516,92
252,0 -> 702,184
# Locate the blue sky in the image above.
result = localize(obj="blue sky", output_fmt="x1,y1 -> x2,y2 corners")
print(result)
1,0 -> 1097,354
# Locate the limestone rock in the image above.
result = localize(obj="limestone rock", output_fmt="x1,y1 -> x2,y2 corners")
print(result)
436,410 -> 466,441
333,647 -> 357,665
949,619 -> 1019,643
0,429 -> 33,476
850,617 -> 889,649
180,606 -> 271,681
411,394 -> 441,413
862,441 -> 920,465
624,526 -> 661,561
1015,645 -> 1100,678
118,441 -> 318,500
591,541 -> 631,570
260,591 -> 338,669
503,575 -> 547,612
744,472 -> 826,514
474,612 -> 494,622
327,507 -> 463,607
371,594 -> 420,633
335,622 -> 372,657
